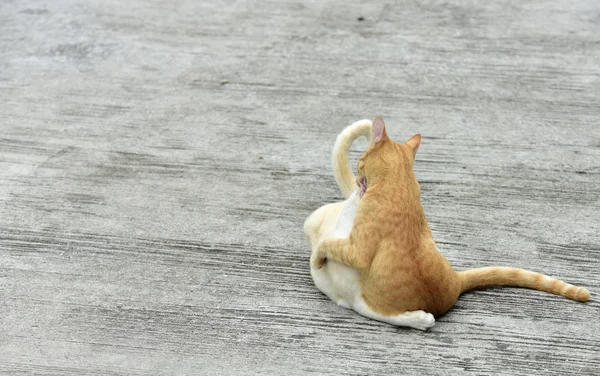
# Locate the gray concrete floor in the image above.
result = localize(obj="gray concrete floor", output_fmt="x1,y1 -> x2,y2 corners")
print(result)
1,0 -> 599,375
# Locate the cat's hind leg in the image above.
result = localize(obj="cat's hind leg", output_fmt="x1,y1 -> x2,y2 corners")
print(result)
353,301 -> 435,331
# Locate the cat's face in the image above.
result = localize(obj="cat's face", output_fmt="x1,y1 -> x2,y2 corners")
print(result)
356,116 -> 421,189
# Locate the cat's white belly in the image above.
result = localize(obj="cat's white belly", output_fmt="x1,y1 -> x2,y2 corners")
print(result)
304,191 -> 436,330
310,192 -> 362,309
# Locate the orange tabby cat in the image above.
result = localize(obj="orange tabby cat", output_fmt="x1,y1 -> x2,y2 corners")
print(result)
311,116 -> 590,329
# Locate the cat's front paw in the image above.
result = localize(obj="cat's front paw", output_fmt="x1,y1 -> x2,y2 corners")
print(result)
311,256 -> 327,270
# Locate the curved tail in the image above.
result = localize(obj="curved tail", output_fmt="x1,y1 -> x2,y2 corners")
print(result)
332,119 -> 372,199
458,267 -> 590,302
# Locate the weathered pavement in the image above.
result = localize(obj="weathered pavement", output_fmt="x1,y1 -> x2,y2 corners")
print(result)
1,1 -> 599,375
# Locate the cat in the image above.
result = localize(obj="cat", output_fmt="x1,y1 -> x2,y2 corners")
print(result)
304,116 -> 590,330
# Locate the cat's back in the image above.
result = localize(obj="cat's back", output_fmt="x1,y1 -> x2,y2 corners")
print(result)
361,232 -> 462,316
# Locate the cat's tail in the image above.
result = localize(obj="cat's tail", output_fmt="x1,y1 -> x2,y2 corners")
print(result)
458,267 -> 590,302
332,119 -> 372,199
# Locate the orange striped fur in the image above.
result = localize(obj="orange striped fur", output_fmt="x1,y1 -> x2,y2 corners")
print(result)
459,267 -> 590,302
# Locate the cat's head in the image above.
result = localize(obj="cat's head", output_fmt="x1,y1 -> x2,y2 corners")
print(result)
356,116 -> 421,190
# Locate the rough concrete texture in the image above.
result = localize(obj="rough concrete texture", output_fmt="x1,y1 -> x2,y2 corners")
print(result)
1,0 -> 599,375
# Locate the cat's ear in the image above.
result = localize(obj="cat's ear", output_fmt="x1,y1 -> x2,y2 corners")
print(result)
372,116 -> 388,143
406,134 -> 421,156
